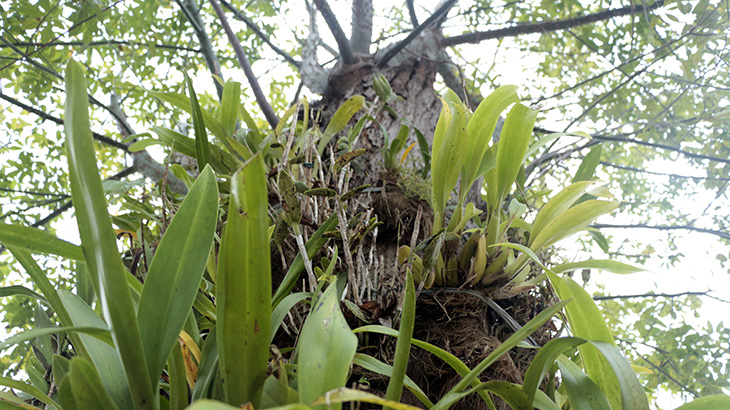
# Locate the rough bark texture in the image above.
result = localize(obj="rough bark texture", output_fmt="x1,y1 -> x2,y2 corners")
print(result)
318,56 -> 441,187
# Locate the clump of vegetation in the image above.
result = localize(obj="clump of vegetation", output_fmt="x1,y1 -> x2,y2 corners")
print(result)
1,59 -> 726,410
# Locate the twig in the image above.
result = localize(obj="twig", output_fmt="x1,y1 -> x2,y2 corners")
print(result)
376,0 -> 458,68
0,40 -> 201,53
592,223 -> 730,241
219,0 -> 301,68
0,90 -> 129,151
594,290 -> 729,304
208,0 -> 280,131
441,1 -> 665,47
313,0 -> 356,65
177,0 -> 225,100
406,0 -> 419,27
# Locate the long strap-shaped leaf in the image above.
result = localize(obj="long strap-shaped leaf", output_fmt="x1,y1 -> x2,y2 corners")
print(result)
64,59 -> 156,410
217,154 -> 271,407
137,165 -> 218,387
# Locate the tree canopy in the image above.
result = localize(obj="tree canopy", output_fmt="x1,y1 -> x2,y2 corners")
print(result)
0,0 -> 729,407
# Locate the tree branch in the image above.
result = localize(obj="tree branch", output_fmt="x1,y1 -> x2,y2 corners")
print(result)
600,162 -> 730,181
594,290 -> 729,304
592,223 -> 730,241
406,0 -> 419,27
218,0 -> 301,68
0,90 -> 129,151
208,0 -> 280,131
376,0 -> 457,68
177,0 -> 225,100
313,0 -> 356,65
0,40 -> 201,53
441,1 -> 665,47
350,0 -> 373,54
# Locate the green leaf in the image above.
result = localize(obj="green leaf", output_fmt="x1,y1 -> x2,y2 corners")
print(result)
551,259 -> 643,275
168,341 -> 189,410
68,357 -> 121,410
148,90 -> 226,140
270,292 -> 311,343
478,381 -> 532,410
127,139 -> 161,152
220,81 -> 241,137
587,341 -> 649,410
675,395 -> 730,409
187,74 -> 211,171
556,355 -> 612,410
261,375 -> 299,408
546,272 -> 621,409
495,103 -> 537,204
318,95 -> 365,154
310,388 -> 421,410
431,91 -> 469,229
272,214 -> 338,308
385,269 -> 416,408
191,327 -> 219,402
353,354 -> 433,408
523,337 -> 586,402
573,145 -> 603,182
58,290 -> 134,409
64,59 -> 155,410
186,399 -> 312,410
461,85 -> 519,198
152,126 -> 234,174
530,180 -> 597,239
0,285 -> 46,303
297,279 -> 358,410
217,154 -> 271,408
0,325 -> 111,351
0,376 -> 62,409
137,165 -> 218,386
529,200 -> 620,251
0,223 -> 84,261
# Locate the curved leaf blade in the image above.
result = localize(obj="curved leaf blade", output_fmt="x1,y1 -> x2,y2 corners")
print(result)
138,165 -> 219,386
298,279 -> 357,410
64,59 -> 154,410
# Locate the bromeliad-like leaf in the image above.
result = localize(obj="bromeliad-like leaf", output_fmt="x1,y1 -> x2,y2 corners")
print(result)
431,91 -> 468,229
530,180 -> 597,239
217,154 -> 271,408
137,165 -> 218,387
529,199 -> 620,252
461,85 -> 519,200
64,59 -> 155,410
297,278 -> 358,410
495,103 -> 537,204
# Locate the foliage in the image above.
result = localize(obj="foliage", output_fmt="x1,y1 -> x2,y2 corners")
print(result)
0,0 -> 729,408
0,61 -> 725,409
